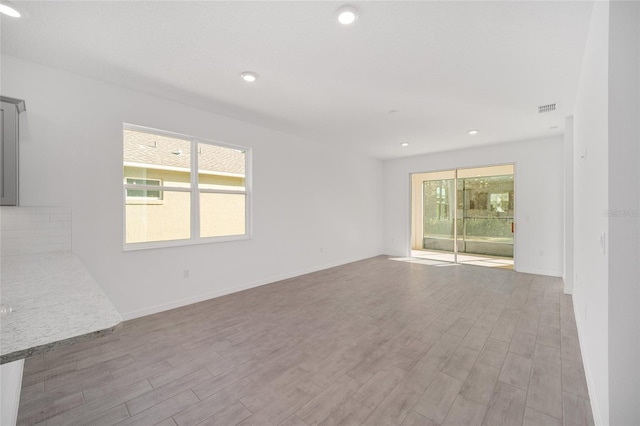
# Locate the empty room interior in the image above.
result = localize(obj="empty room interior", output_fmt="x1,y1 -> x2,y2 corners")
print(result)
0,1 -> 638,425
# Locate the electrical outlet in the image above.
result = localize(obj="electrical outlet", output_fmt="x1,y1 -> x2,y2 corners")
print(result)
183,269 -> 190,278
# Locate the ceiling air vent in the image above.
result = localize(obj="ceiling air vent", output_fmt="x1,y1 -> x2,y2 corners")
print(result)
538,103 -> 557,113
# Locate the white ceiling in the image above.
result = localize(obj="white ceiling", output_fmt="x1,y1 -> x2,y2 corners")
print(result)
1,1 -> 593,159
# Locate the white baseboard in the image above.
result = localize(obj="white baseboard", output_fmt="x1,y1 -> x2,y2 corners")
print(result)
563,282 -> 574,295
573,294 -> 603,425
121,254 -> 377,320
1,359 -> 24,426
514,266 -> 563,277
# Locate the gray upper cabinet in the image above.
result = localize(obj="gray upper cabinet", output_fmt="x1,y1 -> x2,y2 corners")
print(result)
1,97 -> 26,206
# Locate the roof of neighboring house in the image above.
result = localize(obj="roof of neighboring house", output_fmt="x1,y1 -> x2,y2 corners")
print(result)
124,129 -> 245,175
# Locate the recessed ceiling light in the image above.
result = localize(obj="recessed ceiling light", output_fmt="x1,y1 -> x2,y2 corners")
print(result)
0,3 -> 21,17
240,71 -> 259,82
401,142 -> 409,147
337,5 -> 358,25
468,129 -> 479,135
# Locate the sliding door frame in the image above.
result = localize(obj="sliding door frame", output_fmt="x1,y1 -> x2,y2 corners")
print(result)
408,162 -> 517,270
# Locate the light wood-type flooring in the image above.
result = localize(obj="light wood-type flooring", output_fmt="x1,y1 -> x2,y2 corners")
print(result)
17,256 -> 594,425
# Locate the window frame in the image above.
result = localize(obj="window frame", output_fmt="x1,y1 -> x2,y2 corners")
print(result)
122,123 -> 252,251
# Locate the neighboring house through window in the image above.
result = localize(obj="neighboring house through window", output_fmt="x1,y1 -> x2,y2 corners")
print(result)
123,124 -> 251,249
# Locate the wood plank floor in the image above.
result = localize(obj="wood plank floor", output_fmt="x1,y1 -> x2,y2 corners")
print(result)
17,256 -> 594,425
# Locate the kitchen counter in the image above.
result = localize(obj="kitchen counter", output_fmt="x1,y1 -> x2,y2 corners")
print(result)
0,252 -> 122,364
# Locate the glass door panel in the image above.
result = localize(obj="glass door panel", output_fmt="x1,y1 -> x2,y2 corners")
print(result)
423,178 -> 456,253
456,171 -> 514,259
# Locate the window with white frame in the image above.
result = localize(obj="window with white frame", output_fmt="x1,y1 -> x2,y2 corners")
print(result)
123,125 -> 250,249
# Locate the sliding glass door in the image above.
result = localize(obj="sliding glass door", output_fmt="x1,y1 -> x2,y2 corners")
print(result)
411,165 -> 514,267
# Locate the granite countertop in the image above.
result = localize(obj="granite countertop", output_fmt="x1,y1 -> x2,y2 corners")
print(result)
0,252 -> 122,364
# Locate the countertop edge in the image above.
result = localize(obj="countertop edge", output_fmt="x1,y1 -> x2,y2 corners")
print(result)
0,320 -> 122,365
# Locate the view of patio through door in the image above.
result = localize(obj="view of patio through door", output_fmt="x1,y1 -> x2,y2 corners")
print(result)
411,164 -> 514,269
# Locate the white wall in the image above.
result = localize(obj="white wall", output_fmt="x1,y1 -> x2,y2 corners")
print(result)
572,1 -> 640,424
0,55 -> 384,319
607,1 -> 639,424
382,136 -> 564,277
572,2 -> 610,423
563,116 -> 574,294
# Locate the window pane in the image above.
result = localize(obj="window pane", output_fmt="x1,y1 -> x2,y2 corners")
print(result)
125,191 -> 191,243
457,174 -> 514,258
126,188 -> 162,199
124,129 -> 191,188
423,179 -> 456,252
197,143 -> 246,190
125,178 -> 162,201
200,193 -> 245,238
126,178 -> 160,186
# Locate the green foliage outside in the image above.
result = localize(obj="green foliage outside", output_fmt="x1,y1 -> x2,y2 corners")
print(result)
464,217 -> 512,238
423,219 -> 454,237
424,217 -> 513,239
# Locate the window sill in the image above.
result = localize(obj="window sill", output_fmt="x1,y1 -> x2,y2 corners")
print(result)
123,234 -> 252,251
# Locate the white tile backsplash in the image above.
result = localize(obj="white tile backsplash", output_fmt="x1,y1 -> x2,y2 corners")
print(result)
0,207 -> 72,256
